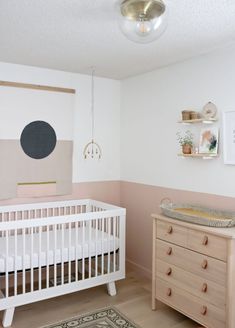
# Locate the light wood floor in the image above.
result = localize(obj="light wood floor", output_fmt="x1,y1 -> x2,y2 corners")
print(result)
0,270 -> 200,328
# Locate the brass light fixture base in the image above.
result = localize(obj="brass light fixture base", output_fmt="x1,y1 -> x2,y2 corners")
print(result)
120,0 -> 165,21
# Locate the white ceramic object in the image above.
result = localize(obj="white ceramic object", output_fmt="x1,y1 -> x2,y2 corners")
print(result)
202,102 -> 217,119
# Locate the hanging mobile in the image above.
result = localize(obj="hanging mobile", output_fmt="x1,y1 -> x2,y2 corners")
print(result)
83,67 -> 102,159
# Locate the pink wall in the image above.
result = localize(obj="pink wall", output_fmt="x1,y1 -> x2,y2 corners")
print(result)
2,179 -> 235,279
0,181 -> 121,206
120,181 -> 235,278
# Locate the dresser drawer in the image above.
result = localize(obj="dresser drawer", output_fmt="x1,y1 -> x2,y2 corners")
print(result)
156,220 -> 187,247
156,239 -> 227,286
156,259 -> 226,308
155,278 -> 226,328
187,229 -> 227,261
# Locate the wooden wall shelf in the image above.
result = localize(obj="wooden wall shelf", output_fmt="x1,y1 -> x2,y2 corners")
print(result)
177,111 -> 219,159
178,118 -> 217,124
178,153 -> 218,159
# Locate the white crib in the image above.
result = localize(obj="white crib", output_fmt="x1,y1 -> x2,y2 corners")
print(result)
0,199 -> 126,327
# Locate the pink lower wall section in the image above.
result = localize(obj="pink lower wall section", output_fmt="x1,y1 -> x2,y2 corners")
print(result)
120,181 -> 235,278
2,179 -> 235,279
0,181 -> 121,206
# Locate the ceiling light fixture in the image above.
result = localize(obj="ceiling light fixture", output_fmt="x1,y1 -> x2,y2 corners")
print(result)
116,0 -> 168,44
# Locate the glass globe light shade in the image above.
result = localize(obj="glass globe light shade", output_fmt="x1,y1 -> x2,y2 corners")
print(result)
116,0 -> 168,44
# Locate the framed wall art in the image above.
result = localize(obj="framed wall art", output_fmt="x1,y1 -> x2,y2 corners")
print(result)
199,127 -> 219,154
223,111 -> 235,164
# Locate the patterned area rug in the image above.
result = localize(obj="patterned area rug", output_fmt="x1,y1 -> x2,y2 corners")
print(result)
43,307 -> 140,328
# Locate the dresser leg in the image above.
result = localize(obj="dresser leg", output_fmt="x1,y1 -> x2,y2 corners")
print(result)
152,296 -> 157,310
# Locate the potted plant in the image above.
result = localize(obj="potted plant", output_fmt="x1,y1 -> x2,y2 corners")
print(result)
177,130 -> 194,154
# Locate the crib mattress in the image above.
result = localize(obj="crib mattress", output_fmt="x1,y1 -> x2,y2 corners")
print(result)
0,227 -> 119,273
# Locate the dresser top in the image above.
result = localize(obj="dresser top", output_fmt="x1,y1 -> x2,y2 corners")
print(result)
152,213 -> 235,239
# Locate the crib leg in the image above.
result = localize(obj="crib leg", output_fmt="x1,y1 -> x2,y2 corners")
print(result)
107,281 -> 116,296
2,307 -> 15,327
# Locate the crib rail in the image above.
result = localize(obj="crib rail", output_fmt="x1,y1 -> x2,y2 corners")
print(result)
0,199 -> 119,216
0,200 -> 126,312
0,199 -> 118,237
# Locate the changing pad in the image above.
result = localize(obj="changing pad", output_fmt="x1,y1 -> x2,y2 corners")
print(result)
160,203 -> 235,228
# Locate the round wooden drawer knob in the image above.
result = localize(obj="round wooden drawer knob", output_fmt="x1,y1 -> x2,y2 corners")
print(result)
201,259 -> 208,270
167,226 -> 173,234
167,247 -> 172,255
166,288 -> 172,296
201,305 -> 207,316
202,235 -> 209,246
166,268 -> 172,276
201,283 -> 208,293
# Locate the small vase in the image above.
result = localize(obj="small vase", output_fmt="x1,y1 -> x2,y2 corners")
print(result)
182,144 -> 192,154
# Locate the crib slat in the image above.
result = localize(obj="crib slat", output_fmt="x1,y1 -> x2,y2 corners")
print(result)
61,223 -> 64,285
68,222 -> 71,283
82,221 -> 85,280
54,224 -> 57,287
113,216 -> 116,272
1,213 -> 3,238
88,220 -> 91,278
26,210 -> 29,234
22,228 -> 26,294
75,221 -> 78,281
5,230 -> 9,298
3,213 -> 6,238
117,216 -> 120,269
117,215 -> 120,238
38,226 -> 42,290
46,225 -> 49,289
107,217 -> 111,274
95,218 -> 98,277
101,217 -> 104,275
14,229 -> 18,296
30,227 -> 34,292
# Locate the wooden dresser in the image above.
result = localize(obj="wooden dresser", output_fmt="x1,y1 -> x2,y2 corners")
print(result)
152,214 -> 235,328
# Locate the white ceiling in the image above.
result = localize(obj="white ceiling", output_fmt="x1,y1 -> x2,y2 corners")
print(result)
0,0 -> 235,80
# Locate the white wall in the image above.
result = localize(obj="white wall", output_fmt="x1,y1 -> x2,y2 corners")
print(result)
0,87 -> 74,140
121,44 -> 235,198
0,62 -> 121,183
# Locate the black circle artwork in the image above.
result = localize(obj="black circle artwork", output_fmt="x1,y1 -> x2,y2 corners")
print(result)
20,121 -> 57,159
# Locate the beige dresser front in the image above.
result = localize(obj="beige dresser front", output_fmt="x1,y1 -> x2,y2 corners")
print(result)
152,214 -> 235,328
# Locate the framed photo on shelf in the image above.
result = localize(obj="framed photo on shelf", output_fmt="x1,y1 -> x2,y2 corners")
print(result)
199,127 -> 219,154
223,111 -> 235,164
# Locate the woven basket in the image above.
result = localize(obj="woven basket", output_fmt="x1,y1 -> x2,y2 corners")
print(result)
181,110 -> 191,120
190,111 -> 198,120
160,203 -> 235,228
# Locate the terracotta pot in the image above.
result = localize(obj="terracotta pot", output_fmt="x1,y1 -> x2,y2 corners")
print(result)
182,144 -> 192,154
